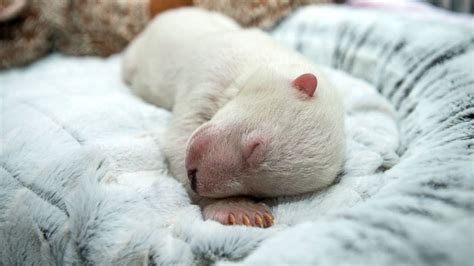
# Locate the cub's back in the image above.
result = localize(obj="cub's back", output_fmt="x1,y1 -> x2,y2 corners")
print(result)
122,8 -> 240,109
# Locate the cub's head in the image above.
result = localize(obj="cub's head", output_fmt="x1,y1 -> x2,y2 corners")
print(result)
185,68 -> 345,198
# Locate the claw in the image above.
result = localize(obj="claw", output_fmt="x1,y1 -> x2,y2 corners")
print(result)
228,213 -> 236,225
203,199 -> 274,228
263,213 -> 274,227
255,214 -> 263,228
243,215 -> 251,226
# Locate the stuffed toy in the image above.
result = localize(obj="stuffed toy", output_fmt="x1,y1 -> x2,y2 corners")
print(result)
0,0 -> 158,69
0,0 -> 340,69
194,0 -> 342,28
0,0 -> 51,69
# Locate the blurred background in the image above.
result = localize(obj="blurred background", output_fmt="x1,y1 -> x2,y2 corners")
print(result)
1,0 -> 473,70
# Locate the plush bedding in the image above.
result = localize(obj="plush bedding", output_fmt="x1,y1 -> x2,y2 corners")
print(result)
1,5 -> 473,265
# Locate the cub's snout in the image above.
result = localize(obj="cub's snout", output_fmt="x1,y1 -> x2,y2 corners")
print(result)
185,123 -> 241,197
185,122 -> 269,197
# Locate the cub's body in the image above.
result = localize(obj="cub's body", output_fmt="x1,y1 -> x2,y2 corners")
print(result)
122,8 -> 345,227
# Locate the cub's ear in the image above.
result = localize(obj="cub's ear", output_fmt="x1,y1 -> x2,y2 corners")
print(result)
242,131 -> 269,167
292,73 -> 317,97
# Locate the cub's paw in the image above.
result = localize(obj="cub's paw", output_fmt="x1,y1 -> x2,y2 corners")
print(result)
202,198 -> 274,228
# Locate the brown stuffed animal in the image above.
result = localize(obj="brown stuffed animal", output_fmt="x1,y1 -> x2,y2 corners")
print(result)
194,0 -> 343,28
0,0 -> 340,69
0,0 -> 51,69
0,0 -> 163,69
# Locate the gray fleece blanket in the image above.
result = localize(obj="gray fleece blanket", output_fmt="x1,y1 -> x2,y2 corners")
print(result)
1,5 -> 473,266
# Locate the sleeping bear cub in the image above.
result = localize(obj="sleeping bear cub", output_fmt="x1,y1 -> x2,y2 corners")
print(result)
122,8 -> 345,227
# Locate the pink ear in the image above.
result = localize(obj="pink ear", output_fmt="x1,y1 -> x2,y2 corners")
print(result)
242,132 -> 269,167
293,73 -> 317,97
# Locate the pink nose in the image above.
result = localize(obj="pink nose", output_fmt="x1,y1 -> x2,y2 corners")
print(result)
185,128 -> 214,193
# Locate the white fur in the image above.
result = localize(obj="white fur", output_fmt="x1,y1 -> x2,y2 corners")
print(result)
122,8 -> 345,198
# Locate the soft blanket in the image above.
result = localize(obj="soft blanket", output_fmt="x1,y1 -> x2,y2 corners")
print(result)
1,5 -> 473,265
